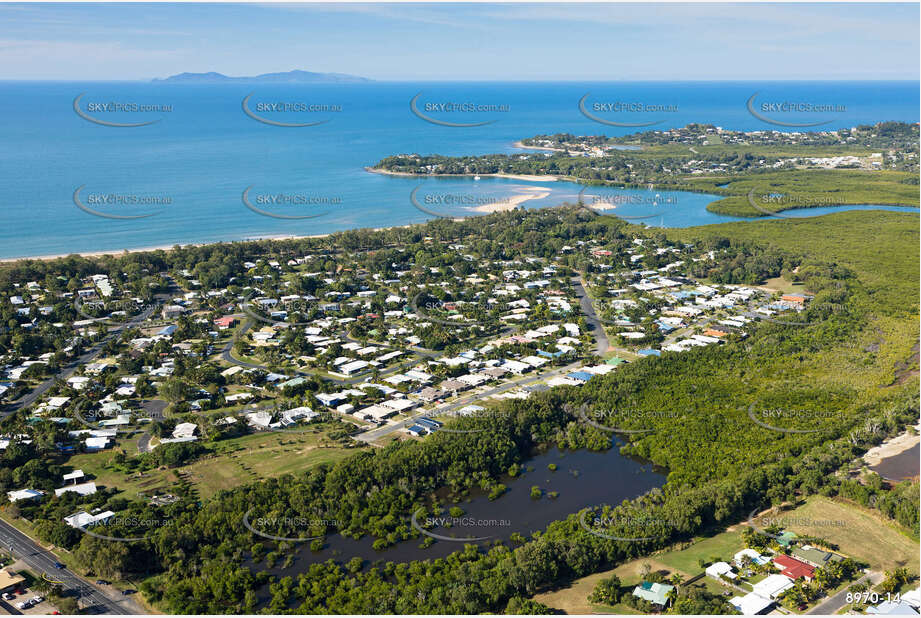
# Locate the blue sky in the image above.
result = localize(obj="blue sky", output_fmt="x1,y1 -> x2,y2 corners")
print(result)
0,3 -> 918,81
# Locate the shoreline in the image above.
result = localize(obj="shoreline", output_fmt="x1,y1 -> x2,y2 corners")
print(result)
862,422 -> 921,467
512,140 -> 564,153
365,166 -> 560,182
0,231 -> 388,264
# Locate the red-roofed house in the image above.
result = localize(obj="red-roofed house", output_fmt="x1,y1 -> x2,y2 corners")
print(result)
214,316 -> 237,329
773,554 -> 815,581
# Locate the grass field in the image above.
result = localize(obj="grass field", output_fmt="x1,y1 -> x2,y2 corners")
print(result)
65,427 -> 358,502
533,542 -> 738,615
769,496 -> 919,573
533,556 -> 680,614
533,491 -> 920,614
762,275 -> 809,295
656,528 -> 746,575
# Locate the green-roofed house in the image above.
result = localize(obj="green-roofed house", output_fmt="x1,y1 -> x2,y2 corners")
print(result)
776,531 -> 798,548
790,546 -> 844,569
279,376 -> 308,390
632,581 -> 674,607
606,356 -> 627,366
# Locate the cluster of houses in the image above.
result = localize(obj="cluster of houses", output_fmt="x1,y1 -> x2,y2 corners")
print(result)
720,541 -> 846,614
581,238 -> 814,355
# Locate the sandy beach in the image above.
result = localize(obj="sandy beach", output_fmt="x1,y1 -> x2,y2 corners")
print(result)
0,234 -> 329,263
0,224 -> 430,263
365,167 -> 559,182
863,422 -> 921,466
578,192 -> 619,211
469,187 -> 552,213
512,140 -> 566,153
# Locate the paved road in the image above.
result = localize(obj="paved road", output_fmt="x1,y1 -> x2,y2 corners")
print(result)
571,276 -> 610,355
1,299 -> 163,420
0,519 -> 138,614
136,433 -> 152,454
807,571 -> 882,615
355,360 -> 584,444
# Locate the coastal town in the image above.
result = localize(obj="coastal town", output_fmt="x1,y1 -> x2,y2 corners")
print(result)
0,208 -> 916,615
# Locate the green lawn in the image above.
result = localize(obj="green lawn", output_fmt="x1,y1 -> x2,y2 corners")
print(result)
65,426 -> 359,502
656,528 -> 745,575
769,496 -> 919,573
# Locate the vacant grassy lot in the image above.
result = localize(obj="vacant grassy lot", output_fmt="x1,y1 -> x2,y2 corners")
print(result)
533,540 -> 737,615
771,496 -> 919,573
656,528 -> 746,575
64,427 -> 358,502
533,556 -> 678,614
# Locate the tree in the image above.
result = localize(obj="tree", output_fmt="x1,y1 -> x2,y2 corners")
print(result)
73,536 -> 133,579
588,574 -> 622,606
158,377 -> 193,405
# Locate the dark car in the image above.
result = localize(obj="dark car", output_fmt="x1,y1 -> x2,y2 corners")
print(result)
95,579 -> 109,586
121,589 -> 135,596
53,562 -> 65,569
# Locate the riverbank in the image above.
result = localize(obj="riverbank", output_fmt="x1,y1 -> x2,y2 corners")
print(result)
862,422 -> 920,467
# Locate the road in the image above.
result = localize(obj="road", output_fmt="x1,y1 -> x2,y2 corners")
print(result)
807,571 -> 882,615
355,360 -> 584,444
0,519 -> 139,614
571,276 -> 609,355
1,299 -> 164,420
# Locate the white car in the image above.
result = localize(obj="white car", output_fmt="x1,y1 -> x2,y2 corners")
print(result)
31,595 -> 44,604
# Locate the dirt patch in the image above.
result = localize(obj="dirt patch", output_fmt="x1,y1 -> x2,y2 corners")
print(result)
889,342 -> 920,386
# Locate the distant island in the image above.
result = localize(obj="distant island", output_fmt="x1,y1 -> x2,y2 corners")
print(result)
152,69 -> 371,83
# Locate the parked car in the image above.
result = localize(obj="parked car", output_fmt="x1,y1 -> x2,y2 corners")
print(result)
16,600 -> 31,610
2,592 -> 14,600
53,562 -> 65,569
95,579 -> 109,585
31,595 -> 44,604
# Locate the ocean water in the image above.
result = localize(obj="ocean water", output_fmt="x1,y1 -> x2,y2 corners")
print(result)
0,81 -> 917,258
